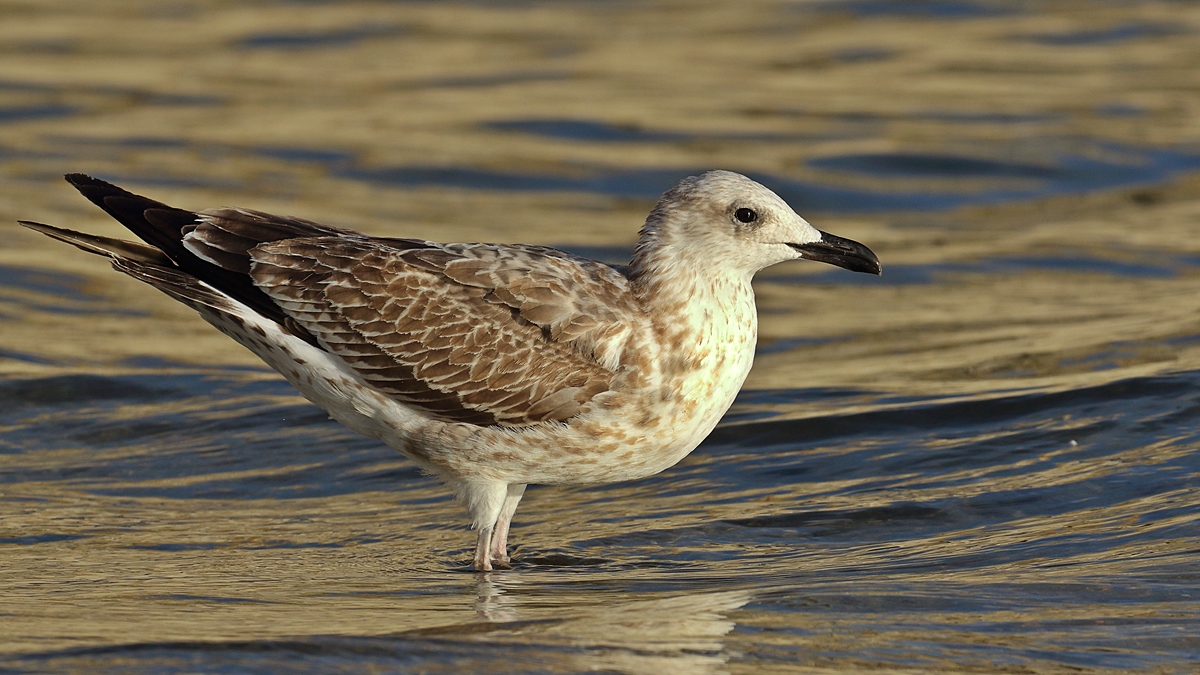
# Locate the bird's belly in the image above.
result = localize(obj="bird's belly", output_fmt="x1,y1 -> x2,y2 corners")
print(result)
440,353 -> 754,486
200,306 -> 752,488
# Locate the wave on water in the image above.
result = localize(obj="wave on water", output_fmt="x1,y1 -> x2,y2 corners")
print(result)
1,364 -> 1197,669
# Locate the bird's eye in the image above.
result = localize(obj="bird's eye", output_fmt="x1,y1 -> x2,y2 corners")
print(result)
734,207 -> 758,224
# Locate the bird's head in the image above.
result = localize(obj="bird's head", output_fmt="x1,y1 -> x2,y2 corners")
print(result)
636,170 -> 881,278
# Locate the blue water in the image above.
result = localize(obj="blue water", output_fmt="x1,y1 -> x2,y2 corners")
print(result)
41,134 -> 1200,214
238,24 -> 408,50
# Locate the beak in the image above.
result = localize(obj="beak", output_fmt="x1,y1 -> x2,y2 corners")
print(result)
789,230 -> 882,275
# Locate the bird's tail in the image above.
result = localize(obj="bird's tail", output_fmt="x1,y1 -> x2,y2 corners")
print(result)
18,220 -> 170,264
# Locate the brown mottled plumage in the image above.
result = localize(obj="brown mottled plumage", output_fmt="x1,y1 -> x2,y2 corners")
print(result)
249,238 -> 627,425
21,170 -> 880,571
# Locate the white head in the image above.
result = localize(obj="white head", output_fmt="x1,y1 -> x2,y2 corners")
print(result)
632,170 -> 880,279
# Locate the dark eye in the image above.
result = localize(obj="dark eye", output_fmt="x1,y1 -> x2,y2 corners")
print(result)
734,207 -> 758,224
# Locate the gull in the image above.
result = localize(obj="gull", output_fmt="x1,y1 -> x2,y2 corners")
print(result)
21,170 -> 880,571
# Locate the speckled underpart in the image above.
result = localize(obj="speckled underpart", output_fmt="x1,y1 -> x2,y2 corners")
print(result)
21,170 -> 880,571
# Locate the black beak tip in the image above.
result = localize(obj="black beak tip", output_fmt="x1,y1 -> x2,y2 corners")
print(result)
846,258 -> 882,276
791,231 -> 883,276
863,256 -> 883,276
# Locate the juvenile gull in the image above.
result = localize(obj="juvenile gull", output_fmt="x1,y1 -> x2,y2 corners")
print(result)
22,170 -> 880,571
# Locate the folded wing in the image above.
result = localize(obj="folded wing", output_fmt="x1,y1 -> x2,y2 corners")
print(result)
44,176 -> 641,428
245,235 -> 636,426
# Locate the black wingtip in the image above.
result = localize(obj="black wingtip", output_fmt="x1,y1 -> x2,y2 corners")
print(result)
65,172 -> 161,199
55,171 -> 308,336
64,173 -> 114,190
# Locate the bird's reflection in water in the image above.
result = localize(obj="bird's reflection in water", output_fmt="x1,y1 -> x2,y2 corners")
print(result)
465,576 -> 751,674
472,572 -> 520,623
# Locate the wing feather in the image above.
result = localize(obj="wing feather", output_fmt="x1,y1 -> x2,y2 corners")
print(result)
163,201 -> 643,427
244,237 -> 636,426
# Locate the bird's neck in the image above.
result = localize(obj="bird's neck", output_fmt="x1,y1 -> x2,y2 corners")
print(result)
628,240 -> 759,378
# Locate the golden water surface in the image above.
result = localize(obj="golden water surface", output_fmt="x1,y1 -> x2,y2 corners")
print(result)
1,1 -> 1199,672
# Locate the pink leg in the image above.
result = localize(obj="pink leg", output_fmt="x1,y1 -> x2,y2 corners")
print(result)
473,526 -> 494,571
487,484 -> 526,567
462,480 -> 508,572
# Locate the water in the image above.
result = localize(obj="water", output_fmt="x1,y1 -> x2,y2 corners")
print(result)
1,0 -> 1199,672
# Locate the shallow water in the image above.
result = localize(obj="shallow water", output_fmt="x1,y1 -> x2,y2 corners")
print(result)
1,0 -> 1199,672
